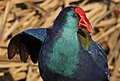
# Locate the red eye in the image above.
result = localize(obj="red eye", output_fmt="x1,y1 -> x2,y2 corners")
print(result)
73,13 -> 78,18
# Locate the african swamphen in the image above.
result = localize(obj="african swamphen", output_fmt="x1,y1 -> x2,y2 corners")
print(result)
8,6 -> 110,81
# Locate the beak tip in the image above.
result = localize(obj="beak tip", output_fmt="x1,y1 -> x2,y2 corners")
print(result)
88,26 -> 93,33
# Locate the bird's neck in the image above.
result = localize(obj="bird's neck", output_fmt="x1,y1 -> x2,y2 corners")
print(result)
47,27 -> 80,76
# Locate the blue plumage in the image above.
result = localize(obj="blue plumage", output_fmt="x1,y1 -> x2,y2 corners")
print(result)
24,28 -> 48,41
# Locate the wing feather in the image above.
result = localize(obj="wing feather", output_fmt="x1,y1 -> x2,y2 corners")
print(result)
8,28 -> 52,63
89,41 -> 110,81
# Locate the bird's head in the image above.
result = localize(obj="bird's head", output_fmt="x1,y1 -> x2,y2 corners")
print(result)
54,6 -> 92,33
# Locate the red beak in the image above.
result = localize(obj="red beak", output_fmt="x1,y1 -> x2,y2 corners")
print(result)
75,7 -> 92,33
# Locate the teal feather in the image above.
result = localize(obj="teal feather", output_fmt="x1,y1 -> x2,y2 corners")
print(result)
47,11 -> 80,76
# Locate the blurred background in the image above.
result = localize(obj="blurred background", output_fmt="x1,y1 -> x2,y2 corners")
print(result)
0,0 -> 120,81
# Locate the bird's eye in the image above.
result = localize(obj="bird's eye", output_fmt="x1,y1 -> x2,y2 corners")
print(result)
73,13 -> 79,18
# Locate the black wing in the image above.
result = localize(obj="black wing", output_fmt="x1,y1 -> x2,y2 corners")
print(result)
90,41 -> 110,81
8,28 -> 52,63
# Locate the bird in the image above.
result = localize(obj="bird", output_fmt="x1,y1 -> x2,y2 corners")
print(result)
8,6 -> 110,81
